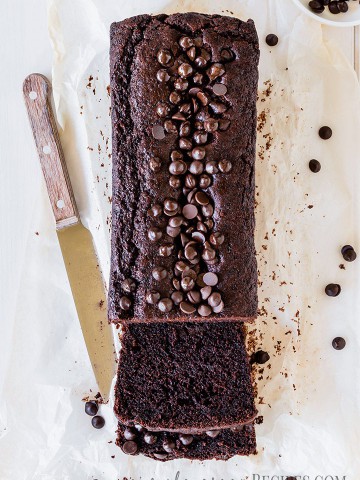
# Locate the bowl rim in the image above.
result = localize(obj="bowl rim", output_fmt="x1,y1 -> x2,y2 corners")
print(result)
291,0 -> 360,27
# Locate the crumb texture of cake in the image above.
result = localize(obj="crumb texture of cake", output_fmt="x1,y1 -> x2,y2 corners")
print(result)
114,322 -> 257,431
116,421 -> 256,461
109,12 -> 259,323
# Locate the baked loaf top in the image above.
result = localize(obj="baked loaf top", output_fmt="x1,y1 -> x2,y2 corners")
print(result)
114,322 -> 257,431
109,13 -> 259,323
116,421 -> 256,461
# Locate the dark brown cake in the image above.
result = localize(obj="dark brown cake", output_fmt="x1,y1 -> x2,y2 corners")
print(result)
114,322 -> 257,431
116,421 -> 256,461
109,13 -> 259,323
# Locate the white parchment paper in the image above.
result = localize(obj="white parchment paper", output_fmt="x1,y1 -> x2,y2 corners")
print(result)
1,0 -> 360,478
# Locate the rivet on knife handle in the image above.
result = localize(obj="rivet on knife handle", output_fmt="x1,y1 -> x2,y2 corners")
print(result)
23,73 -> 79,229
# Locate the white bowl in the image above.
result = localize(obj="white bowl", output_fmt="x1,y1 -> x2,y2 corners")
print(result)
291,0 -> 360,26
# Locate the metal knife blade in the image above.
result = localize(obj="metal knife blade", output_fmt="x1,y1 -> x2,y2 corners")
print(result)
23,73 -> 116,400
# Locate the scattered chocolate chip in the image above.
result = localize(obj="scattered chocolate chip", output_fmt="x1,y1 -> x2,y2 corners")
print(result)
309,0 -> 325,13
180,301 -> 196,314
156,69 -> 170,83
201,204 -> 214,217
338,1 -> 349,13
91,415 -> 105,429
178,63 -> 193,78
193,131 -> 208,145
208,292 -> 222,308
153,452 -> 168,460
209,101 -> 227,114
192,146 -> 206,160
119,296 -> 131,311
157,49 -> 172,66
332,336 -> 346,350
189,160 -> 204,175
207,63 -> 225,81
218,119 -> 231,131
179,36 -> 193,50
212,300 -> 224,313
203,272 -> 218,286
164,119 -> 177,133
213,83 -> 227,96
152,125 -> 165,140
251,350 -> 270,364
195,56 -> 208,69
169,160 -> 187,176
174,78 -> 189,91
319,126 -> 332,140
121,278 -> 136,293
156,102 -> 170,118
194,36 -> 203,47
210,232 -> 224,246
198,304 -> 212,316
341,245 -> 357,262
85,401 -> 98,416
124,427 -> 137,440
187,46 -> 196,61
134,424 -> 146,432
169,175 -> 182,188
164,198 -> 179,212
187,290 -> 201,304
205,160 -> 219,174
122,440 -> 138,455
159,244 -> 174,257
143,432 -> 157,445
179,121 -> 191,137
309,159 -> 321,173
266,34 -> 279,46
148,204 -> 162,218
158,298 -> 173,313
201,285 -> 212,300
329,1 -> 340,14
220,48 -> 234,62
172,112 -> 186,121
179,433 -> 193,446
325,283 -> 341,297
194,191 -> 209,205
193,73 -> 204,84
199,174 -> 212,189
196,91 -> 209,106
169,91 -> 182,105
206,429 -> 220,438
183,204 -> 198,219
148,227 -> 163,242
179,138 -> 192,150
171,291 -> 184,305
145,290 -> 161,305
166,225 -> 181,237
149,157 -> 161,172
185,174 -> 197,188
163,438 -> 176,452
218,159 -> 232,173
204,118 -> 219,132
152,267 -> 168,281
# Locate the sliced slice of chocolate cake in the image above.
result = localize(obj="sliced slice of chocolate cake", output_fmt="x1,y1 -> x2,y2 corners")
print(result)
116,421 -> 256,461
114,322 -> 257,431
109,12 -> 259,323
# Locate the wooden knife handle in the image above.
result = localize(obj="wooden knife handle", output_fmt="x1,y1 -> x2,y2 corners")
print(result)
23,73 -> 79,229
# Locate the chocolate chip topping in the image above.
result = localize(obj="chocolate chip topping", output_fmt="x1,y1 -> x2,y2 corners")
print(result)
122,440 -> 138,455
119,296 -> 131,311
91,415 -> 105,429
179,433 -> 193,446
309,159 -> 321,173
341,245 -> 357,262
325,283 -> 341,297
319,126 -> 332,140
266,34 -> 279,47
85,401 -> 98,416
152,125 -> 165,140
332,336 -> 346,350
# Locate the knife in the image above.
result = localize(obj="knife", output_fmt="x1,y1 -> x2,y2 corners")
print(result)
23,73 -> 116,401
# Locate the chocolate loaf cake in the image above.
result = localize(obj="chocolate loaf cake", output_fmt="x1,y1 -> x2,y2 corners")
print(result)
114,322 -> 257,431
116,421 -> 256,461
109,13 -> 259,323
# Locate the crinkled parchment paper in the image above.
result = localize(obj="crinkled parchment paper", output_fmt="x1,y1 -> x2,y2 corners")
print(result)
1,0 -> 360,478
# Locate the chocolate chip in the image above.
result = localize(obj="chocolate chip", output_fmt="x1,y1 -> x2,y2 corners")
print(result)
192,147 -> 206,160
220,48 -> 234,62
195,56 -> 208,69
119,296 -> 131,311
208,292 -> 222,308
91,415 -> 105,429
183,204 -> 198,219
122,440 -> 138,455
309,0 -> 325,13
218,159 -> 232,173
203,272 -> 218,286
169,160 -> 187,176
194,36 -> 203,47
148,227 -> 163,242
174,78 -> 189,91
213,83 -> 227,96
134,424 -> 146,432
156,102 -> 170,118
251,350 -> 270,364
206,429 -> 220,438
187,46 -> 196,61
85,401 -> 98,416
169,176 -> 182,188
309,159 -> 321,173
172,112 -> 186,121
121,278 -> 136,293
187,290 -> 201,304
204,218 -> 214,229
213,300 -> 224,313
164,198 -> 179,212
152,267 -> 168,281
159,244 -> 174,257
193,73 -> 204,84
157,49 -> 172,66
152,125 -> 165,140
185,174 -> 197,188
168,216 -> 183,228
210,232 -> 224,246
148,204 -> 163,218
169,91 -> 182,105
319,126 -> 332,140
179,138 -> 192,150
209,101 -> 227,114
153,452 -> 168,460
146,290 -> 161,304
204,118 -> 218,132
218,119 -> 231,131
189,160 -> 204,175
179,121 -> 191,137
158,298 -> 173,312
199,174 -> 212,189
179,36 -> 193,49
205,161 -> 218,175
180,301 -> 196,314
338,1 -> 349,13
144,432 -> 158,445
156,69 -> 170,82
179,434 -> 193,446
184,245 -> 198,261
164,119 -> 177,133
178,63 -> 193,78
193,131 -> 208,145
166,225 -> 181,237
266,34 -> 279,46
181,276 -> 196,292
149,157 -> 161,172
194,191 -> 209,205
325,283 -> 341,297
171,150 -> 183,161
200,285 -> 212,300
329,1 -> 340,14
202,247 -> 216,262
171,291 -> 184,305
196,91 -> 209,106
179,103 -> 192,115
124,427 -> 137,440
198,304 -> 212,317
332,336 -> 346,350
163,438 -> 176,452
201,203 -> 214,217
207,63 -> 225,81
192,231 -> 206,243
341,245 -> 357,262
